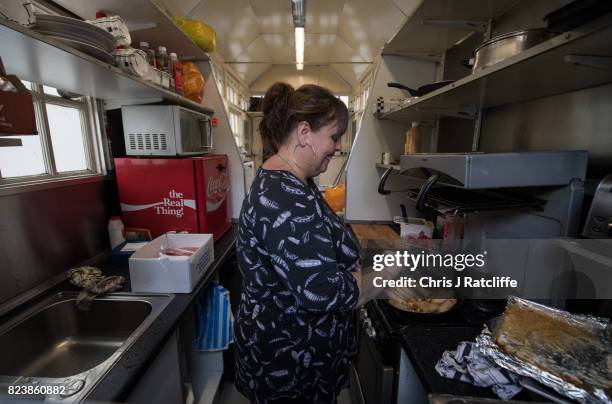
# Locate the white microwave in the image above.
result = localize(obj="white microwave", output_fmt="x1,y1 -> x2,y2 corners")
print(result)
121,105 -> 212,156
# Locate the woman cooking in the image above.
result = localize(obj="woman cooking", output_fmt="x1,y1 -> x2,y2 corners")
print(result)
234,82 -> 380,403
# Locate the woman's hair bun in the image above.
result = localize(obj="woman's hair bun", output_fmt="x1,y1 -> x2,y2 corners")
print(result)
260,83 -> 294,158
261,82 -> 294,116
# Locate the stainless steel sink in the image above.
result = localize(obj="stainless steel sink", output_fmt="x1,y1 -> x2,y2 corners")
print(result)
0,292 -> 173,401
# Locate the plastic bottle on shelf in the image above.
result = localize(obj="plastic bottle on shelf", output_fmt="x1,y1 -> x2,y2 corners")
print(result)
405,122 -> 421,154
156,46 -> 169,73
108,216 -> 125,249
169,52 -> 184,95
139,41 -> 157,68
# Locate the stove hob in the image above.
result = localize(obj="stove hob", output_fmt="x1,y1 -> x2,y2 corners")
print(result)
371,299 -> 506,332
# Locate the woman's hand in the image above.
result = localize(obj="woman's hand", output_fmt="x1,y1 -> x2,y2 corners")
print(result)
353,251 -> 408,307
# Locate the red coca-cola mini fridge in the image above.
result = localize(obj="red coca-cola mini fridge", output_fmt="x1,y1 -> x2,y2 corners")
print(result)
114,155 -> 231,241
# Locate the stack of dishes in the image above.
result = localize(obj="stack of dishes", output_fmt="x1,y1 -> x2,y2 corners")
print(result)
31,14 -> 116,65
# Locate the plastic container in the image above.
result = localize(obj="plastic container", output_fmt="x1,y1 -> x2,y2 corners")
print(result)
156,46 -> 169,73
405,122 -> 421,154
129,233 -> 214,293
139,41 -> 157,68
108,216 -> 125,249
393,216 -> 434,239
169,52 -> 184,95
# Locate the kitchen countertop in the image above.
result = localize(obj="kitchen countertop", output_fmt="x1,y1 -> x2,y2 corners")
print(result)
85,225 -> 237,402
350,223 -> 400,244
398,325 -> 544,401
399,326 -> 498,398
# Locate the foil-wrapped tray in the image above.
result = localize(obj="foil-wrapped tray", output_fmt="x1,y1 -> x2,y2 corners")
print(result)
476,297 -> 611,403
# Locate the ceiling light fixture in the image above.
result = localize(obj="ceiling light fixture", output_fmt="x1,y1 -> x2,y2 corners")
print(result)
295,27 -> 304,70
292,0 -> 305,71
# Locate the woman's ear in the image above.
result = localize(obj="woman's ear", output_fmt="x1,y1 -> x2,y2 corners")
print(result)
295,121 -> 312,146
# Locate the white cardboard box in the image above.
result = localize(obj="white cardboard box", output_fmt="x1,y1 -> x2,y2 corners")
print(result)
129,233 -> 214,293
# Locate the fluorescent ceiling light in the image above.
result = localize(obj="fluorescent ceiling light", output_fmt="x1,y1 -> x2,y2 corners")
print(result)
295,26 -> 304,70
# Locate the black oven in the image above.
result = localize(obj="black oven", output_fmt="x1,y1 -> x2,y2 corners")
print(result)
351,303 -> 402,404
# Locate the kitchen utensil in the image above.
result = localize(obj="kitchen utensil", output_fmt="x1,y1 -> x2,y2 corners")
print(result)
60,38 -> 116,65
544,0 -> 612,31
384,296 -> 463,318
32,13 -> 116,53
387,81 -> 455,97
472,29 -> 560,72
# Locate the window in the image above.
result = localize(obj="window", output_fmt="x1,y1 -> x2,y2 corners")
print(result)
0,82 -> 105,186
228,109 -> 242,148
337,95 -> 349,108
210,60 -> 224,96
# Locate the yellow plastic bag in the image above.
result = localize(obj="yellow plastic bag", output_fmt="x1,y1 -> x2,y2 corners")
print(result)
173,17 -> 217,53
182,62 -> 205,103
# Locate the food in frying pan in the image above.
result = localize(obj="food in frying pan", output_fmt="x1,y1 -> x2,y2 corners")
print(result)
387,297 -> 458,313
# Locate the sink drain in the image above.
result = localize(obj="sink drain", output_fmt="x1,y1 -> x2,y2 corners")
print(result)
59,379 -> 85,398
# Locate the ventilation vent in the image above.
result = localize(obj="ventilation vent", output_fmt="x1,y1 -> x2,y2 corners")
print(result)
127,132 -> 169,153
128,134 -> 136,150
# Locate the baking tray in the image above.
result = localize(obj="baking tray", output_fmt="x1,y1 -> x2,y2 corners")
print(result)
476,297 -> 611,403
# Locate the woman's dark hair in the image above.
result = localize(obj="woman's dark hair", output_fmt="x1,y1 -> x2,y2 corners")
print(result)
259,82 -> 349,158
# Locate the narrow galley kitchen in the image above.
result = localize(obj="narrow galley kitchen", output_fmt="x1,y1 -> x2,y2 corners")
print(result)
1,0 -> 612,403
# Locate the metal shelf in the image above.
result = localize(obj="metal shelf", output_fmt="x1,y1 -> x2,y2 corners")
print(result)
379,15 -> 612,123
51,0 -> 209,61
382,0 -> 518,59
375,163 -> 401,171
0,19 -> 214,115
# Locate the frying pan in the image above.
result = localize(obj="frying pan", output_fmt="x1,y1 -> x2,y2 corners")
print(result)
387,81 -> 454,97
384,283 -> 464,318
385,297 -> 464,319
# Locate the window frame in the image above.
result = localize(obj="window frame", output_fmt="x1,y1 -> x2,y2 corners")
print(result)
0,82 -> 107,191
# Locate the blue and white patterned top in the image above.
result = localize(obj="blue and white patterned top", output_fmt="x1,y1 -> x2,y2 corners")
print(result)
234,168 -> 360,404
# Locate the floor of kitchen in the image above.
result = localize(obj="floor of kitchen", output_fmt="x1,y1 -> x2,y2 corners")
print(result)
216,382 -> 352,403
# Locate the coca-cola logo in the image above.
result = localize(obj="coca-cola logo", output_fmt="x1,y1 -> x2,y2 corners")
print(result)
207,172 -> 229,198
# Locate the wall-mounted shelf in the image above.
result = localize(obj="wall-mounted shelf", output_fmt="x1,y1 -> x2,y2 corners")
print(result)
51,0 -> 209,61
0,19 -> 214,115
375,163 -> 401,171
379,15 -> 612,123
382,0 -> 518,59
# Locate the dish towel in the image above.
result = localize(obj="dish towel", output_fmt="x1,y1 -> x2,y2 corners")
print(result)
435,341 -> 522,400
195,281 -> 234,351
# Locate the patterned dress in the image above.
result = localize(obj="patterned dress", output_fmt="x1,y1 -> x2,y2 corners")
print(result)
234,168 -> 360,404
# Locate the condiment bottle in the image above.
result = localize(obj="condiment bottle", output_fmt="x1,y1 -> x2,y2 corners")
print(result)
139,41 -> 157,68
108,216 -> 125,249
405,122 -> 421,154
156,46 -> 169,73
169,52 -> 184,95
